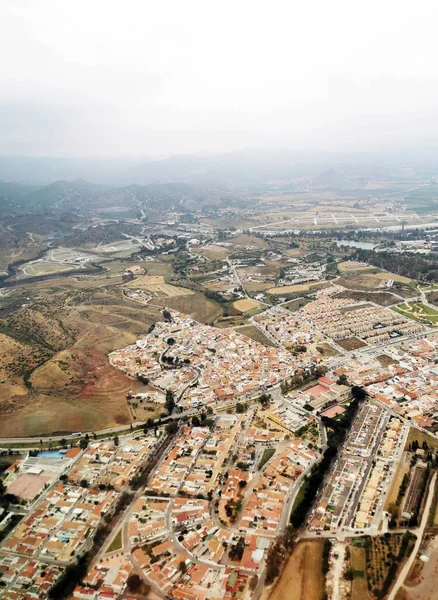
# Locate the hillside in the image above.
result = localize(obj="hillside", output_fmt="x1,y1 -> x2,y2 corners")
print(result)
0,287 -> 163,436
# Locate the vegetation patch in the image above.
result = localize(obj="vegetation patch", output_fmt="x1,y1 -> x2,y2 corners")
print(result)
393,301 -> 438,325
236,325 -> 276,347
258,448 -> 275,469
106,529 -> 122,553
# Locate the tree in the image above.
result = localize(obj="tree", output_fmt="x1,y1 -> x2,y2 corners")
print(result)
191,416 -> 200,427
249,575 -> 259,591
259,393 -> 271,407
79,479 -> 89,488
337,374 -> 348,385
79,438 -> 88,450
236,403 -> 245,414
163,309 -> 172,322
126,574 -> 142,592
351,386 -> 367,401
179,561 -> 187,573
60,438 -> 67,448
238,480 -> 247,489
113,436 -> 119,447
165,390 -> 176,414
166,421 -> 178,435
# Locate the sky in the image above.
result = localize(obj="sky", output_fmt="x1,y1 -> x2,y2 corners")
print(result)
2,0 -> 438,157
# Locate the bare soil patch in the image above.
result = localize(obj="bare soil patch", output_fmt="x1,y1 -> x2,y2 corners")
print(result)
268,540 -> 324,600
233,298 -> 261,313
350,545 -> 371,600
337,337 -> 367,350
334,290 -> 398,307
151,292 -> 224,325
193,245 -> 229,260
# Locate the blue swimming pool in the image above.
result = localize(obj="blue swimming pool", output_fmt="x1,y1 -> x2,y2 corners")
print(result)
35,450 -> 66,459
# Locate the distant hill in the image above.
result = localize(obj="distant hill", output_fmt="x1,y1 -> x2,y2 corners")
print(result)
0,151 -> 400,189
0,178 -> 237,217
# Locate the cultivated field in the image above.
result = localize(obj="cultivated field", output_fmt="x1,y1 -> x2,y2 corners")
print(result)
267,281 -> 328,295
125,275 -> 194,297
268,541 -> 324,600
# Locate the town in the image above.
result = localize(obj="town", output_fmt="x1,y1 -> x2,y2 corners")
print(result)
2,280 -> 438,600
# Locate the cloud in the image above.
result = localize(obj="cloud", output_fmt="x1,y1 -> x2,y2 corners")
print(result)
1,0 -> 438,156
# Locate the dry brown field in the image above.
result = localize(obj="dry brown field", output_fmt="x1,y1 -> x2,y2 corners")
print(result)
268,540 -> 324,600
267,281 -> 330,295
337,275 -> 384,291
337,337 -> 367,350
232,298 -> 261,313
231,234 -> 269,249
350,546 -> 371,600
236,325 -> 275,347
243,281 -> 272,292
193,245 -> 229,260
125,275 -> 194,297
338,261 -> 377,273
0,288 -> 163,437
373,272 -> 412,284
204,280 -> 230,292
151,292 -> 224,325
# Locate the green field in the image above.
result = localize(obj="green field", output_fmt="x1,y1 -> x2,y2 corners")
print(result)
106,529 -> 122,553
393,301 -> 438,325
258,447 -> 275,469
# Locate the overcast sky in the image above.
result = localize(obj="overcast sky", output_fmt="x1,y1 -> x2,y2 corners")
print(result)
2,0 -> 438,157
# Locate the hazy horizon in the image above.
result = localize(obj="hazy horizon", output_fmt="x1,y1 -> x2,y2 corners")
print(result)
2,0 -> 438,158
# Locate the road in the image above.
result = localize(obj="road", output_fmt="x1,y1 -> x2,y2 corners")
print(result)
278,458 -> 319,532
388,471 -> 437,600
330,542 -> 346,600
226,259 -> 248,297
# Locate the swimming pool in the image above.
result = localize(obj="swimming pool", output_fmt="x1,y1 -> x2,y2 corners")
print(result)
35,450 -> 66,459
